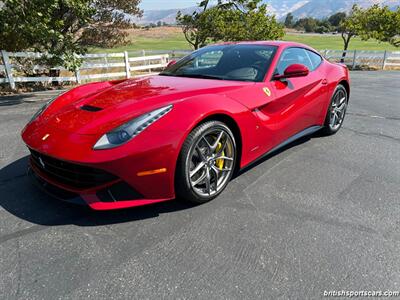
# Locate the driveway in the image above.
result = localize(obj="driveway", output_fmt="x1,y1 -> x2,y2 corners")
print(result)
0,72 -> 399,299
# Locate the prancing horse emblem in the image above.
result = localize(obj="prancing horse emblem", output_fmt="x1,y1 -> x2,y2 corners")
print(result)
38,157 -> 45,169
263,87 -> 271,97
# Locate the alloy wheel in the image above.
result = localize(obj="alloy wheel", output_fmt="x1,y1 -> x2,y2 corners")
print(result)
329,89 -> 347,131
187,128 -> 235,197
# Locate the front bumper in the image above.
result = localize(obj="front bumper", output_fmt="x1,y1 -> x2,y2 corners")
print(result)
28,151 -> 171,210
22,123 -> 179,210
28,150 -> 174,210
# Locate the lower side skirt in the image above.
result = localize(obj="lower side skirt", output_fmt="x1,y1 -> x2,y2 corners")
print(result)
241,125 -> 322,171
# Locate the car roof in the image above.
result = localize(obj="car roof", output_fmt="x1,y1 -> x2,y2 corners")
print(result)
211,41 -> 318,53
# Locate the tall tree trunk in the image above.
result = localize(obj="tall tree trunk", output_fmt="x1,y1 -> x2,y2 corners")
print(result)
341,33 -> 351,63
341,42 -> 349,63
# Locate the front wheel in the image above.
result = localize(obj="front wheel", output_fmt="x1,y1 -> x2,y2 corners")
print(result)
175,121 -> 236,204
322,84 -> 348,135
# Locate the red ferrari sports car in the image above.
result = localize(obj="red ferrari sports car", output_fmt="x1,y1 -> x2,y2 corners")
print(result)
22,41 -> 350,210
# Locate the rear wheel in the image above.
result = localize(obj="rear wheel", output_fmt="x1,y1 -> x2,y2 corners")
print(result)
176,121 -> 236,204
322,84 -> 348,135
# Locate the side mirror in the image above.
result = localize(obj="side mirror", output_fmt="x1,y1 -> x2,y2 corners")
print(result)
273,64 -> 309,80
166,60 -> 177,68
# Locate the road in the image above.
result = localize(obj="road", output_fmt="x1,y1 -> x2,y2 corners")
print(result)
0,72 -> 399,299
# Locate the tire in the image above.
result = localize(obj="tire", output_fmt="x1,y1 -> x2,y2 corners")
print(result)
321,84 -> 348,135
175,120 -> 236,204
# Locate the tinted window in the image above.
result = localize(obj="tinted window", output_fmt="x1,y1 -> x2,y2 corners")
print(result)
160,44 -> 277,82
193,50 -> 224,68
275,47 -> 313,74
306,50 -> 322,70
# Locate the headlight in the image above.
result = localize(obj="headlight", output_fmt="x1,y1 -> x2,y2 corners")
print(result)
29,97 -> 57,123
93,105 -> 173,150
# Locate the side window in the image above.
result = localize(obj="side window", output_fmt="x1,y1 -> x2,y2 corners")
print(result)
275,48 -> 313,74
305,50 -> 322,71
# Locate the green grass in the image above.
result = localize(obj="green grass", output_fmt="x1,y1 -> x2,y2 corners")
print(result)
90,30 -> 397,53
284,33 -> 397,51
90,36 -> 191,53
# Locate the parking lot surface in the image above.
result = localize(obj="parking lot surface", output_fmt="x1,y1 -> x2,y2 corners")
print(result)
0,72 -> 399,299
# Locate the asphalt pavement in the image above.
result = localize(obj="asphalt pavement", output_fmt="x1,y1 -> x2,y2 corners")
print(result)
0,72 -> 399,299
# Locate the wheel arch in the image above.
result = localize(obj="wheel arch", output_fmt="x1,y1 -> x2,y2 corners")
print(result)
339,80 -> 350,99
171,93 -> 254,198
173,112 -> 243,189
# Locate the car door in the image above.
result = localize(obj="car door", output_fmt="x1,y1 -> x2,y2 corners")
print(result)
255,47 -> 328,146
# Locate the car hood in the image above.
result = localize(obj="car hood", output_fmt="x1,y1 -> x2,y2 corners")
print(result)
40,75 -> 251,135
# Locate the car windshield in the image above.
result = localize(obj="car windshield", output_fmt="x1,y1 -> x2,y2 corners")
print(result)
160,44 -> 278,82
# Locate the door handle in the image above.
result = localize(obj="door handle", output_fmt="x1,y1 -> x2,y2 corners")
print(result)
321,79 -> 328,85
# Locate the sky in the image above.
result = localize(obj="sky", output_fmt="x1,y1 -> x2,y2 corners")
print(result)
139,0 -> 199,10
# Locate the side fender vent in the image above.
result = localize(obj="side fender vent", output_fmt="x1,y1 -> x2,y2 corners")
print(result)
80,105 -> 103,112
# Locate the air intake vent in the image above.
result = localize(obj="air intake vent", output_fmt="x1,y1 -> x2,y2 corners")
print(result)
29,149 -> 118,190
80,105 -> 103,112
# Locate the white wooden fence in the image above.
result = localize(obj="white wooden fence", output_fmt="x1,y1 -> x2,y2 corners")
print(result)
321,49 -> 400,70
1,48 -> 400,90
0,50 -> 170,89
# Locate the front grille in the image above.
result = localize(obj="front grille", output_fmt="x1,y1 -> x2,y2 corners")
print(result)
30,149 -> 118,190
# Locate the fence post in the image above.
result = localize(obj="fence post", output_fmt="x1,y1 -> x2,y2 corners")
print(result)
352,50 -> 357,70
124,51 -> 131,79
382,50 -> 387,70
1,50 -> 16,90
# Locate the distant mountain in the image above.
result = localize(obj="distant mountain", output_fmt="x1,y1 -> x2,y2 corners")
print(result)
135,0 -> 400,24
262,0 -> 311,19
288,0 -> 400,19
132,7 -> 198,25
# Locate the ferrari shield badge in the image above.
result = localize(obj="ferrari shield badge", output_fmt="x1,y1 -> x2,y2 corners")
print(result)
263,87 -> 271,97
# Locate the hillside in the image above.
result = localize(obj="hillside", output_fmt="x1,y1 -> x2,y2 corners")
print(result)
289,0 -> 400,19
135,0 -> 400,24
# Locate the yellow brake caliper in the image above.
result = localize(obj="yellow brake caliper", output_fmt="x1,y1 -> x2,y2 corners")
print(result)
215,142 -> 224,170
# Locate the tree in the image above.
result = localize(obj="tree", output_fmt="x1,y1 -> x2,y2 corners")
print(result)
359,5 -> 400,47
391,7 -> 400,47
338,5 -> 365,60
0,0 -> 142,71
328,12 -> 347,29
338,4 -> 400,61
294,17 -> 318,32
284,13 -> 294,28
208,1 -> 284,42
176,0 -> 212,50
385,7 -> 400,47
176,0 -> 284,50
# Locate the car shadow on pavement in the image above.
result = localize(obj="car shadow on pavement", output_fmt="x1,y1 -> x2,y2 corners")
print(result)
0,156 -> 196,227
0,94 -> 35,106
0,90 -> 64,106
0,132 -> 325,228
